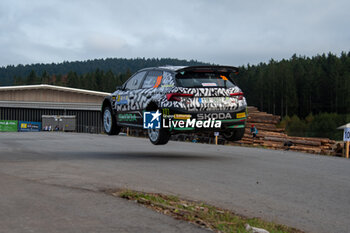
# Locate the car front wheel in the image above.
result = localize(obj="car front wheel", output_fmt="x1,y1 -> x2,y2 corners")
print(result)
148,128 -> 170,145
103,106 -> 120,135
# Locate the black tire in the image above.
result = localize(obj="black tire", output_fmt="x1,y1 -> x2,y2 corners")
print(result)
148,128 -> 171,145
102,106 -> 120,135
223,128 -> 245,141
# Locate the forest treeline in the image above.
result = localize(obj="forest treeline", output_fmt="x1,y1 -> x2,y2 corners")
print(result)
234,52 -> 350,140
0,57 -> 208,86
2,53 -> 350,139
13,69 -> 133,93
235,52 -> 350,117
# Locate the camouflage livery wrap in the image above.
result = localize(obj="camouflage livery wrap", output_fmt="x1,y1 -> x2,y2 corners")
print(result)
112,86 -> 246,112
111,69 -> 246,113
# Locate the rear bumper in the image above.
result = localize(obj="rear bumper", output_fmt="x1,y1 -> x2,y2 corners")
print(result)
161,107 -> 247,133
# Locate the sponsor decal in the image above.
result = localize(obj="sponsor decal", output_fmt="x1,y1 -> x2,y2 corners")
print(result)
143,110 -> 161,129
174,114 -> 191,120
162,108 -> 191,120
162,108 -> 173,119
19,121 -> 41,132
0,120 -> 18,132
236,112 -> 246,118
197,112 -> 232,120
118,113 -> 137,122
162,108 -> 170,116
161,84 -> 174,88
116,95 -> 128,105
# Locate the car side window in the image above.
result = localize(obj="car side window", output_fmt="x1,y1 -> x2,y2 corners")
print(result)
161,71 -> 175,87
125,71 -> 147,90
141,71 -> 163,89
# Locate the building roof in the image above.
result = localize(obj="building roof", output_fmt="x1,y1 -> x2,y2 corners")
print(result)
0,101 -> 101,111
337,123 -> 350,129
0,84 -> 110,97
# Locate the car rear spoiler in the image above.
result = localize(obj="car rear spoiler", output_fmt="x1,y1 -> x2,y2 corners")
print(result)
175,66 -> 239,74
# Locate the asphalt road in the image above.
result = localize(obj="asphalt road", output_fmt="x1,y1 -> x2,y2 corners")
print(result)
0,132 -> 349,233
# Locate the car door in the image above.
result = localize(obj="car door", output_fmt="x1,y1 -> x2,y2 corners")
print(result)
115,71 -> 147,126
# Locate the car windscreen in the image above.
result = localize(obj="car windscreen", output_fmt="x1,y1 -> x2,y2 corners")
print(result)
175,71 -> 236,88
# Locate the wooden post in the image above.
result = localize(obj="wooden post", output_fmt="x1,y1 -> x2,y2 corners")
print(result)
346,141 -> 349,159
214,132 -> 219,145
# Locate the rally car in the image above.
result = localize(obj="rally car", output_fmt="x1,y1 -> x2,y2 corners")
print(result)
101,65 -> 247,145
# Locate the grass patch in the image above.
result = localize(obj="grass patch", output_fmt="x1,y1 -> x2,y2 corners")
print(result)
108,189 -> 303,233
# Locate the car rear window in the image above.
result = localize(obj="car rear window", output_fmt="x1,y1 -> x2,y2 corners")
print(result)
175,71 -> 236,88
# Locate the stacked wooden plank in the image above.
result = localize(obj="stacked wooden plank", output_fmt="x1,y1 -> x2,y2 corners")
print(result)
230,106 -> 337,155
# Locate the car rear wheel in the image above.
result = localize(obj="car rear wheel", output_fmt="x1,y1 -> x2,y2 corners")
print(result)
148,128 -> 170,145
223,128 -> 245,141
103,106 -> 120,135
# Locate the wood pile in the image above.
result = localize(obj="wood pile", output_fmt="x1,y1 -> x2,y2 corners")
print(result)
230,106 -> 337,155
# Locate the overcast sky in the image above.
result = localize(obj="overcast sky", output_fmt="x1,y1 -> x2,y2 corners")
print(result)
0,0 -> 349,67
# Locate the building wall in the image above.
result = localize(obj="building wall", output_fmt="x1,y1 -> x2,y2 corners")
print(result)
0,86 -> 108,133
0,107 -> 103,133
0,89 -> 106,104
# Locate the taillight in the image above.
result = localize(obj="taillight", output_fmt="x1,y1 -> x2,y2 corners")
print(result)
230,92 -> 244,100
166,93 -> 193,102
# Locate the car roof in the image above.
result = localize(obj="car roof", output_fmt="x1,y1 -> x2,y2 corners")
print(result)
138,66 -> 186,72
157,65 -> 187,71
139,65 -> 239,73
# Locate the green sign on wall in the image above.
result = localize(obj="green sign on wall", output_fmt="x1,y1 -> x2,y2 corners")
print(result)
0,120 -> 18,132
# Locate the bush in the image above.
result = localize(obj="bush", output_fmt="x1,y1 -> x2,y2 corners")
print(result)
283,112 -> 348,140
277,115 -> 291,128
286,115 -> 307,136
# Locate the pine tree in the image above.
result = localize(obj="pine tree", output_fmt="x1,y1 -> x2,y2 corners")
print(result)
41,71 -> 50,84
66,71 -> 79,88
26,70 -> 38,85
